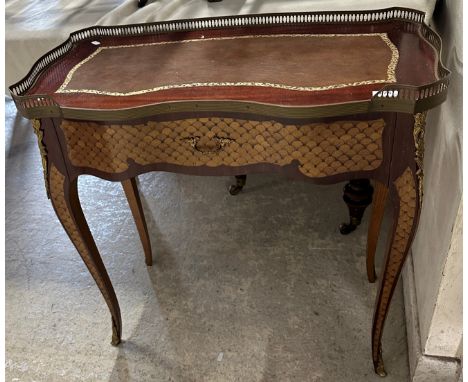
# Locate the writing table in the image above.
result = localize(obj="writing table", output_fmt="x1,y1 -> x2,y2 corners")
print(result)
9,7 -> 450,376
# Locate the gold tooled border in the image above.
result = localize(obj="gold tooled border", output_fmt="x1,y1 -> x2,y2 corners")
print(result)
56,33 -> 399,96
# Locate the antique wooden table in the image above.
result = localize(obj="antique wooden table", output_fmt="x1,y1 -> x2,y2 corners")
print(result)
10,7 -> 449,376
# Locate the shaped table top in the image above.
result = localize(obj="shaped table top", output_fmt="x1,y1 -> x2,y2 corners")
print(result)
10,8 -> 450,120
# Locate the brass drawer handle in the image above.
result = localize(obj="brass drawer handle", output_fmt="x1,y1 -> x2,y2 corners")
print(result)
182,136 -> 234,154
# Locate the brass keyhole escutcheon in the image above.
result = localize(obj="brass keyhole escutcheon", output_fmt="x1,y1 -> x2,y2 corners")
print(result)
181,136 -> 234,154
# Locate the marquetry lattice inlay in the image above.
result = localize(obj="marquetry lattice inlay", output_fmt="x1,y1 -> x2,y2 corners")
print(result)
56,33 -> 398,96
61,118 -> 385,178
49,165 -> 119,341
372,167 -> 417,370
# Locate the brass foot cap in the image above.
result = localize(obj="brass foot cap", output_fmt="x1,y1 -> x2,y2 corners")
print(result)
111,335 -> 121,346
111,321 -> 121,346
376,364 -> 387,377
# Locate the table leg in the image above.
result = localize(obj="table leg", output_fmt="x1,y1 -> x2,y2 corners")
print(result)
122,177 -> 153,266
372,167 -> 418,376
339,179 -> 374,234
366,181 -> 388,283
49,164 -> 122,345
229,175 -> 247,195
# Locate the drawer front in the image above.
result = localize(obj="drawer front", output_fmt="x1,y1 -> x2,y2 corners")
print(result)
60,117 -> 384,177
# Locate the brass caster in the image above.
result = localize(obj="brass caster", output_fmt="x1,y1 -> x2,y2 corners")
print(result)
374,352 -> 387,377
339,221 -> 358,235
229,175 -> 246,196
111,320 -> 121,346
339,216 -> 360,235
229,185 -> 243,195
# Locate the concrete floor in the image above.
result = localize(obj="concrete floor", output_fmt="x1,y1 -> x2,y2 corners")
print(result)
5,98 -> 409,381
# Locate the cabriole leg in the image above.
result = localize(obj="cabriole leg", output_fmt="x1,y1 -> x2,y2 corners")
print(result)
372,168 -> 418,376
122,177 -> 153,266
339,179 -> 374,234
49,164 -> 122,345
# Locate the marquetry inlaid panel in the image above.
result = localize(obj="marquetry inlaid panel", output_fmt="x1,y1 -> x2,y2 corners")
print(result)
60,117 -> 385,178
372,167 -> 417,363
50,165 -> 113,310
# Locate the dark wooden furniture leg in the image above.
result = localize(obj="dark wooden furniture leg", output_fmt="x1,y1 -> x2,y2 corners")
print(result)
339,179 -> 374,234
366,181 -> 389,283
229,175 -> 247,195
49,164 -> 122,345
372,167 -> 418,376
122,177 -> 153,266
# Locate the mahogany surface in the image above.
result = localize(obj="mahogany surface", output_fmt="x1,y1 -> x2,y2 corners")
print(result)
24,19 -> 438,109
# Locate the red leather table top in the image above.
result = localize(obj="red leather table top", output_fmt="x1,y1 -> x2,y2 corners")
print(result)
23,20 -> 440,110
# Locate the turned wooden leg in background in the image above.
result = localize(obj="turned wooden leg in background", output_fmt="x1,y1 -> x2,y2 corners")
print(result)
229,175 -> 247,195
339,179 -> 374,234
366,181 -> 389,283
372,168 -> 418,376
49,164 -> 122,345
122,177 -> 153,266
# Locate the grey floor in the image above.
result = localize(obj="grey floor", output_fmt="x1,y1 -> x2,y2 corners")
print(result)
5,98 -> 409,381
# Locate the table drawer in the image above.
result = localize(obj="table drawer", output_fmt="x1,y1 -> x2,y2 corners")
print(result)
60,117 -> 385,177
